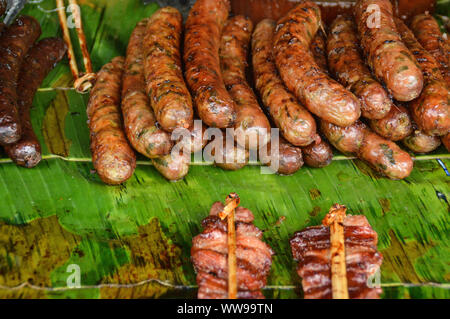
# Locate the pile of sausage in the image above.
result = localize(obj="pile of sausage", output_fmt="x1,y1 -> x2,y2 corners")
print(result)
0,14 -> 67,168
88,0 -> 449,184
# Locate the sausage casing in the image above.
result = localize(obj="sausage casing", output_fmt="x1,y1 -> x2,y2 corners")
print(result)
403,128 -> 441,154
184,0 -> 236,128
87,57 -> 136,185
320,120 -> 369,155
302,139 -> 333,168
152,152 -> 190,181
208,134 -> 249,171
369,104 -> 413,142
260,137 -> 304,175
310,30 -> 329,75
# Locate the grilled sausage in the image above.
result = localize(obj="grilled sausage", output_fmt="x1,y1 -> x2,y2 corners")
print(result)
87,57 -> 136,185
208,134 -> 249,171
395,18 -> 450,137
403,127 -> 442,154
442,133 -> 450,152
4,38 -> 67,168
184,0 -> 236,128
252,19 -> 318,147
302,139 -> 333,168
152,152 -> 190,181
327,15 -> 392,120
310,30 -> 329,75
320,120 -> 369,155
0,16 -> 41,145
123,18 -> 173,159
369,104 -> 413,141
220,16 -> 271,150
355,0 -> 424,102
273,2 -> 361,127
0,0 -> 6,16
144,7 -> 193,132
411,14 -> 450,86
260,136 -> 304,175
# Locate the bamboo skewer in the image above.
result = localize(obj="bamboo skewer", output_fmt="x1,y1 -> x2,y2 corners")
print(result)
219,193 -> 240,299
322,204 -> 349,299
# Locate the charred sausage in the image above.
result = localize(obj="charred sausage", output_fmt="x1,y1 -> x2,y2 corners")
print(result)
0,16 -> 41,145
327,15 -> 392,119
310,30 -> 329,75
403,127 -> 442,154
87,57 -> 136,185
144,7 -> 193,132
369,104 -> 413,141
252,19 -> 318,147
220,15 -> 271,150
4,38 -> 67,168
273,2 -> 361,127
355,0 -> 424,102
302,139 -> 333,168
184,0 -> 236,128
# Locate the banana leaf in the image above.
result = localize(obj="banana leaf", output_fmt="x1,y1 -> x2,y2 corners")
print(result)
0,0 -> 449,299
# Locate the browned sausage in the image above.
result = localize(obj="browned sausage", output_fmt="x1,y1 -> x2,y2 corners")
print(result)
208,134 -> 249,171
0,16 -> 41,145
320,120 -> 369,155
252,19 -> 318,147
260,136 -> 304,175
4,38 -> 67,168
87,57 -> 136,185
327,15 -> 392,120
310,30 -> 329,75
410,14 -> 450,86
144,7 -> 193,132
369,104 -> 413,141
442,133 -> 450,152
403,127 -> 442,154
0,0 -> 6,16
302,139 -> 333,168
220,15 -> 271,150
152,152 -> 190,181
395,18 -> 450,137
355,0 -> 424,102
123,18 -> 173,158
273,2 -> 361,127
184,0 -> 236,128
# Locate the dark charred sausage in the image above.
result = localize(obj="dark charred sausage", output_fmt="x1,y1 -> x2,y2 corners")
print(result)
403,127 -> 442,154
273,2 -> 361,127
220,15 -> 271,150
260,136 -> 304,175
4,38 -> 67,168
395,18 -> 450,137
320,120 -> 369,155
369,104 -> 413,142
327,15 -> 392,120
144,7 -> 193,132
123,18 -> 173,159
355,0 -> 424,102
310,30 -> 329,75
252,19 -> 318,147
302,139 -> 333,168
0,16 -> 41,145
184,0 -> 236,128
87,57 -> 136,185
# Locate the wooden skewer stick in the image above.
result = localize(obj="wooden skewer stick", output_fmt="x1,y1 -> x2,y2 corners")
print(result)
322,204 -> 349,299
68,0 -> 93,74
56,0 -> 79,79
219,193 -> 240,299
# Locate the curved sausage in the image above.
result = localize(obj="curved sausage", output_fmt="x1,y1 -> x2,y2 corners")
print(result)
87,57 -> 136,185
220,16 -> 271,150
144,7 -> 193,132
355,0 -> 424,102
327,15 -> 392,119
123,18 -> 173,158
252,19 -> 318,147
209,134 -> 249,171
152,152 -> 190,181
302,139 -> 333,168
442,133 -> 450,152
0,16 -> 41,145
320,120 -> 369,155
403,127 -> 441,154
184,0 -> 236,128
273,2 -> 361,127
260,137 -> 304,175
369,104 -> 413,141
395,18 -> 450,137
4,38 -> 67,168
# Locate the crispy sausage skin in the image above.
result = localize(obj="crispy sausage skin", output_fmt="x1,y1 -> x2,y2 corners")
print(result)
320,120 -> 369,155
302,139 -> 333,168
0,16 -> 41,145
411,14 -> 450,86
273,2 -> 361,127
369,104 -> 413,141
4,38 -> 67,168
260,137 -> 304,175
395,18 -> 450,137
144,7 -> 193,132
403,128 -> 441,154
184,0 -> 236,128
220,16 -> 271,150
327,15 -> 392,120
442,133 -> 450,152
310,30 -> 329,75
252,19 -> 318,147
355,0 -> 423,102
123,18 -> 173,159
87,57 -> 136,185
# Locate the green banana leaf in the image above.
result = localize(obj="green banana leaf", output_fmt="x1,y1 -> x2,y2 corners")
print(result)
0,0 -> 449,299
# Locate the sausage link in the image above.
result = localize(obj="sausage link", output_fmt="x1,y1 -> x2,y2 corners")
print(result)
369,104 -> 413,141
220,15 -> 271,150
320,120 -> 369,155
144,7 -> 193,132
184,0 -> 236,128
442,133 -> 450,152
123,18 -> 173,158
4,38 -> 67,168
260,137 -> 304,175
273,2 -> 361,127
310,30 -> 329,75
152,152 -> 190,181
302,139 -> 333,168
252,19 -> 318,147
403,127 -> 441,154
0,16 -> 41,145
209,134 -> 249,171
87,57 -> 136,185
355,0 -> 423,102
395,18 -> 450,137
327,15 -> 392,119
